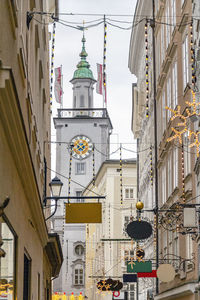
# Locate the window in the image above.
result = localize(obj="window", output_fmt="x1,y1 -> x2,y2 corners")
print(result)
172,62 -> 178,108
167,77 -> 171,121
171,0 -> 176,30
167,151 -> 172,197
75,162 -> 86,175
161,165 -> 166,205
76,191 -> 84,203
182,35 -> 189,89
161,23 -> 165,64
74,266 -> 84,285
173,147 -> 178,189
184,132 -> 191,176
124,188 -> 135,199
0,218 -> 16,299
174,231 -> 179,257
80,95 -> 84,107
23,253 -> 31,300
74,96 -> 76,108
75,245 -> 84,256
162,90 -> 166,132
166,2 -> 170,48
186,235 -> 193,259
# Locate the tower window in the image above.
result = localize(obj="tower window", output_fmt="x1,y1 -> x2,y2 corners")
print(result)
75,245 -> 84,255
76,162 -> 86,175
74,266 -> 84,285
89,95 -> 92,107
80,95 -> 84,107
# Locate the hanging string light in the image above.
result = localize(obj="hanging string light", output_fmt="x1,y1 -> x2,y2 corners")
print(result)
120,144 -> 123,205
145,20 -> 149,118
92,144 -> 95,186
68,145 -> 73,203
150,146 -> 153,186
190,18 -> 196,89
181,144 -> 186,204
103,15 -> 107,106
153,215 -> 157,261
109,203 -> 111,260
50,22 -> 56,112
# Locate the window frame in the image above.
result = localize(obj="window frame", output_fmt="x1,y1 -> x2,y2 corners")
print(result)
75,162 -> 86,175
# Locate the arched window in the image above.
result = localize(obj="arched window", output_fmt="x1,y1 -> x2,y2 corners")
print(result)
80,95 -> 84,107
89,95 -> 91,107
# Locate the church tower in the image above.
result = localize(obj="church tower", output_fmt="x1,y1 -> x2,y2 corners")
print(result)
52,34 -> 112,296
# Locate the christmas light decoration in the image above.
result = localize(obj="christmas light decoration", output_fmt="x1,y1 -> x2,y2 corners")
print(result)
92,144 -> 95,186
190,19 -> 196,88
68,145 -> 73,202
185,90 -> 200,117
145,21 -> 149,118
150,146 -> 153,186
181,144 -> 186,203
165,105 -> 187,144
103,17 -> 107,104
188,130 -> 200,157
50,22 -> 56,112
120,144 -> 123,205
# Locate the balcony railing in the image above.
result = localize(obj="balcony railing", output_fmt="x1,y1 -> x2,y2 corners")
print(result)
57,108 -> 109,118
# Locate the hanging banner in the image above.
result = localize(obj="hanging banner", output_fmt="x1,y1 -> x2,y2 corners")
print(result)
123,274 -> 137,282
137,270 -> 157,278
127,261 -> 152,273
65,203 -> 102,223
54,66 -> 63,104
96,63 -> 103,95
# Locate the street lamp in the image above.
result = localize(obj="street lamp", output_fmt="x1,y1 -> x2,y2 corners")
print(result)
43,177 -> 104,221
49,176 -> 63,198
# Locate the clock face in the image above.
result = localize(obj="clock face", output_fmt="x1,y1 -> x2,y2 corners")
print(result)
70,135 -> 93,160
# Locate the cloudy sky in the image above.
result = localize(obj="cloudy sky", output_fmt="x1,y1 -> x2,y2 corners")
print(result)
52,0 -> 137,159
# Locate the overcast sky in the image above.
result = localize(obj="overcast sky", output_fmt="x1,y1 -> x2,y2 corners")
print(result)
52,0 -> 137,160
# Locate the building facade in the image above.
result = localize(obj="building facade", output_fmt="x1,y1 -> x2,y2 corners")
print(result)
0,0 -> 62,299
52,34 -> 112,296
84,160 -> 137,300
129,0 -> 199,299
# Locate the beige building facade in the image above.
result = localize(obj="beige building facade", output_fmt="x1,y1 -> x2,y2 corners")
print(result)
129,0 -> 199,299
0,1 -> 62,299
84,160 -> 137,300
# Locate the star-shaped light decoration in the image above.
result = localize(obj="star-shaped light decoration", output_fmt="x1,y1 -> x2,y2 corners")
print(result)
185,89 -> 200,117
128,257 -> 136,269
165,105 -> 188,144
188,130 -> 200,157
96,279 -> 112,295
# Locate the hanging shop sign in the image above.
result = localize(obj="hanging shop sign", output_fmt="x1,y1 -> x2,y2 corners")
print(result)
126,220 -> 152,240
65,203 -> 102,223
137,270 -> 157,278
97,279 -> 123,292
156,264 -> 175,282
123,274 -> 137,282
127,261 -> 152,273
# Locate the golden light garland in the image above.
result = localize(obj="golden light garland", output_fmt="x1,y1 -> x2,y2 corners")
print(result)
68,146 -> 73,202
103,18 -> 107,104
120,144 -> 123,205
165,89 -> 200,157
190,19 -> 196,88
181,144 -> 186,203
145,21 -> 149,118
92,144 -> 95,186
50,22 -> 56,112
150,146 -> 153,186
